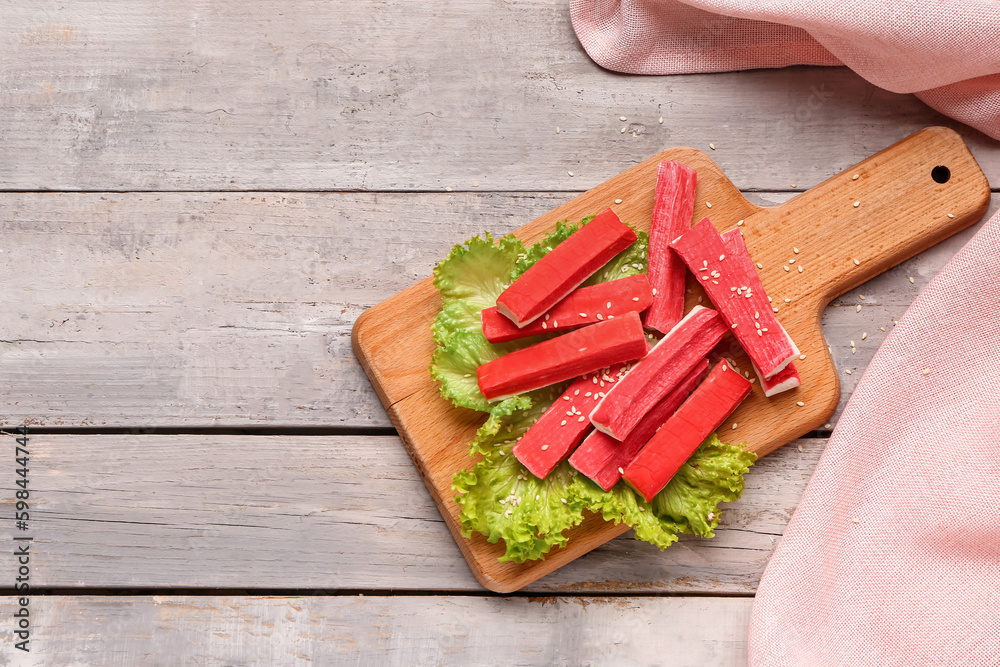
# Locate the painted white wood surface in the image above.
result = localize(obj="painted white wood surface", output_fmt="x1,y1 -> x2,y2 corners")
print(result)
0,432 -> 821,593
0,2 -> 996,193
0,595 -> 754,666
0,193 -> 993,428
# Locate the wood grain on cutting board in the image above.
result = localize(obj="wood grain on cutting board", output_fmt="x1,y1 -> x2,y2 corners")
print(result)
353,126 -> 990,593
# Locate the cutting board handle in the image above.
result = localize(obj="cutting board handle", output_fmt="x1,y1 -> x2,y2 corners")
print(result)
740,127 -> 990,309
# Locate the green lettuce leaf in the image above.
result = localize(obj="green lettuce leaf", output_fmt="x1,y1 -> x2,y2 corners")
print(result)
433,232 -> 525,312
569,434 -> 757,549
453,395 -> 585,562
429,329 -> 524,413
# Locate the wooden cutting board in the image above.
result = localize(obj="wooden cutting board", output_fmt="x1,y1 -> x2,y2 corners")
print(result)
352,126 -> 989,593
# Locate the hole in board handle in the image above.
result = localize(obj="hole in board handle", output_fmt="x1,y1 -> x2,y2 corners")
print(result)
931,165 -> 951,184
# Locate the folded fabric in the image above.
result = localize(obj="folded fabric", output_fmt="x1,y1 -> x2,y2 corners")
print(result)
569,0 -> 1000,139
747,207 -> 1000,665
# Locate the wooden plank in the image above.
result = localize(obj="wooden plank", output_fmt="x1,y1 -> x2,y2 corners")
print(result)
0,433 -> 823,593
0,595 -> 753,665
1,2 -> 996,192
354,128 -> 990,592
0,191 -> 994,428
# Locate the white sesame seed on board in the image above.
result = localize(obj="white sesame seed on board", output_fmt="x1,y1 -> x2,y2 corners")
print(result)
853,201 -> 860,208
853,258 -> 860,266
773,307 -> 779,313
798,266 -> 803,273
852,173 -> 860,180
706,201 -> 713,208
756,262 -> 763,269
793,247 -> 800,254
783,266 -> 790,272
948,213 -> 954,219
796,401 -> 804,407
785,298 -> 791,303
737,220 -> 744,226
731,423 -> 738,430
799,354 -> 806,360
788,258 -> 795,264
615,198 -> 623,204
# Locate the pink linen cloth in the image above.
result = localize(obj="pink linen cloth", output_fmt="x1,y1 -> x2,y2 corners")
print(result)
569,0 -> 1000,140
747,208 -> 1000,664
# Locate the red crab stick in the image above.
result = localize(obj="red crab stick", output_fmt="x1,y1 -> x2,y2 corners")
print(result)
482,274 -> 653,344
623,359 -> 751,502
477,312 -> 647,401
719,228 -> 801,396
590,305 -> 728,441
645,161 -> 697,333
671,219 -> 797,379
496,208 -> 637,327
570,358 -> 709,491
513,362 -> 632,479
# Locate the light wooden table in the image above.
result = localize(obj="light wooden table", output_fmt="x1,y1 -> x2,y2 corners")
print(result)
0,2 -> 996,664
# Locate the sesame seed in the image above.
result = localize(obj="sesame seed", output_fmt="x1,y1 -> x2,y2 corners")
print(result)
856,305 -> 862,313
579,312 -> 587,317
862,332 -> 868,340
651,288 -> 657,296
948,213 -> 954,219
706,201 -> 713,208
756,262 -> 763,269
757,330 -> 762,336
620,127 -> 626,134
785,298 -> 791,303
578,416 -> 585,422
620,116 -> 627,121
709,143 -> 716,150
553,320 -> 558,327
798,266 -> 803,273
908,276 -> 914,284
773,308 -> 779,313
702,275 -> 709,280
563,396 -> 571,402
799,354 -> 806,360
719,254 -> 726,261
606,302 -> 612,309
561,498 -> 567,504
658,117 -> 663,124
922,368 -> 931,376
796,401 -> 804,407
541,321 -> 547,329
845,369 -> 852,375
853,258 -> 860,266
596,313 -> 603,320
618,467 -> 624,474
789,258 -> 795,264
731,423 -> 738,430
793,247 -> 800,254
731,323 -> 738,329
568,171 -> 574,177
853,201 -> 860,208
783,265 -> 790,272
755,311 -> 759,319
615,198 -> 623,204
711,280 -> 718,284
737,220 -> 744,227
445,186 -> 453,192
761,327 -> 768,332
697,296 -> 703,303
560,420 -> 567,426
541,445 -> 548,451
852,173 -> 859,180
749,378 -> 756,383
556,126 -> 561,134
